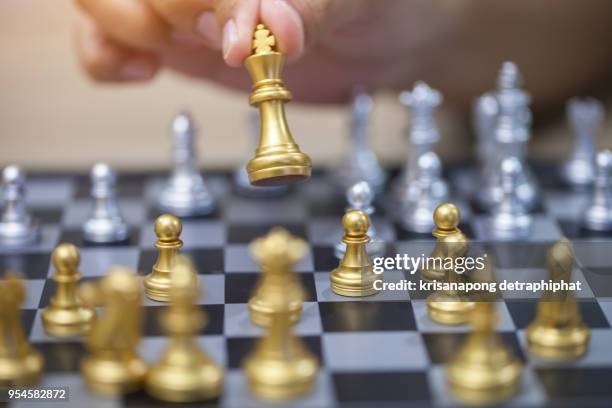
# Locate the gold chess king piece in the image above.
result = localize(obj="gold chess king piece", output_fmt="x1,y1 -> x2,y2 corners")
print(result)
0,273 -> 43,387
146,257 -> 223,402
447,302 -> 522,406
42,243 -> 96,337
526,239 -> 590,359
330,209 -> 381,296
244,23 -> 311,186
249,227 -> 307,327
79,267 -> 148,395
243,259 -> 318,400
144,214 -> 190,302
426,234 -> 475,325
421,203 -> 464,282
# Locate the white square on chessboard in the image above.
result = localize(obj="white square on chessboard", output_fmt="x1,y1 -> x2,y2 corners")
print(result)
598,299 -> 612,326
0,226 -> 61,255
544,190 -> 589,219
140,274 -> 224,306
496,267 -> 594,299
61,199 -> 146,228
307,216 -> 396,246
427,365 -> 547,407
473,215 -> 563,242
322,332 -> 429,371
139,335 -> 226,367
573,242 -> 612,268
225,244 -> 313,273
22,279 -> 45,309
224,197 -> 308,223
224,302 -> 322,337
25,177 -> 75,207
139,219 -> 226,248
412,300 -> 516,333
221,370 -> 335,408
313,270 -> 411,302
48,247 -> 140,277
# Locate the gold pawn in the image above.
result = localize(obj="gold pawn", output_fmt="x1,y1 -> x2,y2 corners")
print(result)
144,214 -> 185,302
249,227 -> 307,326
421,203 -> 462,282
330,210 -> 381,297
244,23 -> 311,186
146,257 -> 223,402
0,273 -> 44,387
42,243 -> 96,337
526,240 -> 590,359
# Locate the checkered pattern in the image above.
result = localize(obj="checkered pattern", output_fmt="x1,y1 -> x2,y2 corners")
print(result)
4,166 -> 612,407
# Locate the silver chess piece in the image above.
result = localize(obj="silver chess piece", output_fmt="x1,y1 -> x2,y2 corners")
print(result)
395,81 -> 448,206
158,111 -> 215,216
83,163 -> 129,243
332,87 -> 386,194
400,152 -> 448,233
473,92 -> 499,171
234,110 -> 289,197
582,150 -> 612,231
562,97 -> 604,188
490,157 -> 533,240
335,181 -> 386,259
0,165 -> 40,247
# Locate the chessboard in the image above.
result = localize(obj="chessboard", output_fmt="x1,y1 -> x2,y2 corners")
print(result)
3,164 -> 612,408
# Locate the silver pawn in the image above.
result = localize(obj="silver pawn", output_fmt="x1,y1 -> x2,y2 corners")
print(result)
0,165 -> 40,247
335,181 -> 386,259
582,150 -> 612,231
158,111 -> 215,216
562,98 -> 603,188
395,81 -> 448,206
473,92 -> 499,172
400,152 -> 448,233
83,163 -> 129,243
234,110 -> 289,197
490,158 -> 533,240
332,88 -> 386,194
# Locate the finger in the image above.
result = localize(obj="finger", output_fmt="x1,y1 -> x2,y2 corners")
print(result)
76,0 -> 170,50
213,0 -> 260,67
75,14 -> 159,82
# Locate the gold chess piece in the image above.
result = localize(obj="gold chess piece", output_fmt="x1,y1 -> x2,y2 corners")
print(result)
249,227 -> 307,327
144,214 -> 190,302
421,203 -> 464,282
42,243 -> 96,337
79,267 -> 148,395
146,257 -> 223,402
447,302 -> 522,406
243,255 -> 318,400
244,23 -> 311,186
0,273 -> 43,387
330,210 -> 381,296
526,240 -> 590,359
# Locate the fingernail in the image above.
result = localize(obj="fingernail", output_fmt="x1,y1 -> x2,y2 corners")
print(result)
120,60 -> 154,80
222,18 -> 238,61
196,11 -> 222,50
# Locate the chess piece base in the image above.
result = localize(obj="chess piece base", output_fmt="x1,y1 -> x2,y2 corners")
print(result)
330,267 -> 380,297
247,160 -> 311,187
526,323 -> 590,359
244,356 -> 317,401
449,373 -> 520,407
0,351 -> 43,387
146,361 -> 223,402
42,307 -> 95,337
144,271 -> 172,302
248,299 -> 302,327
82,357 -> 147,396
0,221 -> 40,247
427,292 -> 475,325
158,187 -> 215,217
83,218 -> 129,244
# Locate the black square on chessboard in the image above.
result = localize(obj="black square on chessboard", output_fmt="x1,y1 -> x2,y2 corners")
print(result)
31,208 -> 63,224
137,248 -> 224,275
469,198 -> 546,215
506,300 -> 610,329
123,390 -> 220,408
39,277 -> 100,308
0,252 -> 51,279
36,342 -> 86,373
20,309 -> 36,338
143,304 -> 224,336
484,242 -> 551,269
422,332 -> 525,364
308,198 -> 346,217
583,267 -> 612,297
59,228 -> 140,248
318,301 -> 416,332
227,224 -> 307,244
224,273 -> 316,304
536,367 -> 612,401
226,336 -> 321,369
333,372 -> 431,403
73,174 -> 145,199
146,206 -> 222,221
312,246 -> 337,271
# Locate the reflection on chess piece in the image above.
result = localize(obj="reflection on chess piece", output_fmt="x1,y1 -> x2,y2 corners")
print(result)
144,214 -> 191,302
146,257 -> 223,402
426,234 -> 475,325
330,210 -> 381,297
244,24 -> 311,186
526,240 -> 590,359
249,228 -> 307,327
79,267 -> 148,395
42,243 -> 96,337
447,302 -> 522,405
0,273 -> 44,387
421,203 -> 464,282
243,263 -> 318,400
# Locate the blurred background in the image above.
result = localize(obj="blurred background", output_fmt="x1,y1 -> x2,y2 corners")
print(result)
1,0 -> 611,172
